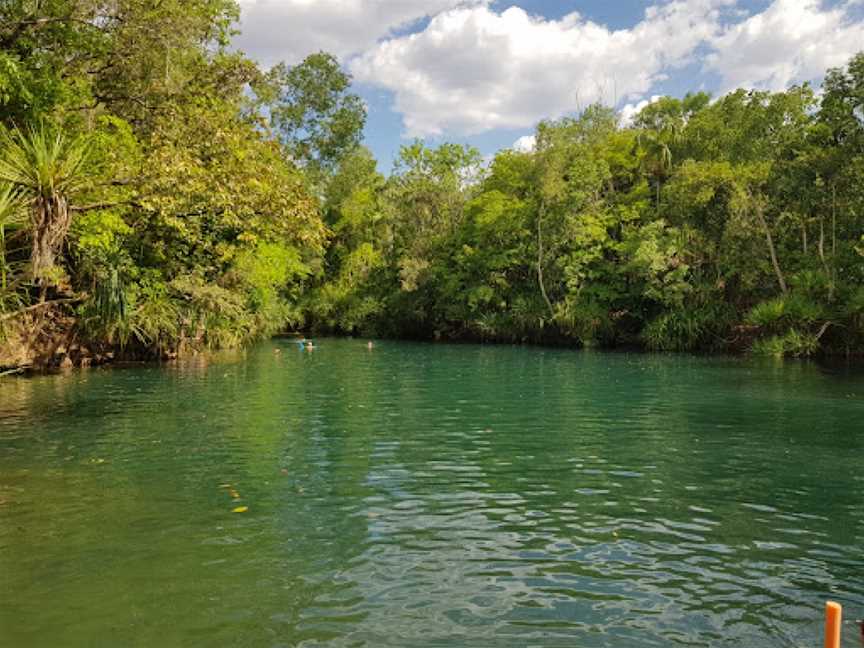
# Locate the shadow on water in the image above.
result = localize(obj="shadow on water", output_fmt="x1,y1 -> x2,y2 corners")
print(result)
1,339 -> 862,646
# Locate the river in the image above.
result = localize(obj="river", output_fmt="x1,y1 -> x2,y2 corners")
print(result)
1,339 -> 863,646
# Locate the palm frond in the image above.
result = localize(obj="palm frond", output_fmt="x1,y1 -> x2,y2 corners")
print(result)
0,182 -> 24,229
0,125 -> 91,199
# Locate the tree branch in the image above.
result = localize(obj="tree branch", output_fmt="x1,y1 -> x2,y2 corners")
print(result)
0,15 -> 107,49
70,200 -> 141,213
815,321 -> 832,342
0,296 -> 83,323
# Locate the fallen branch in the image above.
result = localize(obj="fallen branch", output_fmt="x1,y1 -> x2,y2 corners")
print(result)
0,296 -> 83,322
815,321 -> 833,342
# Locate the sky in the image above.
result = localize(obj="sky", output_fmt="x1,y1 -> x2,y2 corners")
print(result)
233,0 -> 864,171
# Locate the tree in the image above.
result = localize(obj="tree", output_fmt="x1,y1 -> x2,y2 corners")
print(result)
265,52 -> 367,179
0,182 -> 22,295
0,125 -> 90,291
0,1 -> 336,363
636,129 -> 676,215
632,94 -> 709,215
532,106 -> 618,320
388,142 -> 481,293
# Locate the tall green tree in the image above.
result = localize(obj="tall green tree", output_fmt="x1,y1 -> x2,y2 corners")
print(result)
0,126 -> 90,289
264,52 -> 367,179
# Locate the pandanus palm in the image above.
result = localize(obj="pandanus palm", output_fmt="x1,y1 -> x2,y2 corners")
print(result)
635,109 -> 682,215
0,184 -> 23,292
637,131 -> 674,214
0,126 -> 90,289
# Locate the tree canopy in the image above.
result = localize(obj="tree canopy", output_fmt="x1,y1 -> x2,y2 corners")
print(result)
309,56 -> 864,358
1,0 -> 863,366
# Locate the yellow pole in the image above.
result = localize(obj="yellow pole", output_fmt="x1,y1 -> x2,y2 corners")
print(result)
824,601 -> 841,648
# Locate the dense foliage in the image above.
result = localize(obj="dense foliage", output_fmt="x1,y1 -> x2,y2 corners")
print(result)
0,0 -> 362,363
311,62 -> 864,358
1,1 -> 863,365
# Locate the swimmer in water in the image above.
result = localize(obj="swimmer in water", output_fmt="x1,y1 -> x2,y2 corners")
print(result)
305,341 -> 315,351
367,341 -> 374,350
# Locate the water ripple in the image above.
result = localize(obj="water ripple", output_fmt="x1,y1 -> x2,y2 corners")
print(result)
1,341 -> 863,646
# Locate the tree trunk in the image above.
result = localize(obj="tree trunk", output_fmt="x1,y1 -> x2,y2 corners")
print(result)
831,183 -> 837,298
818,213 -> 827,271
30,194 -> 72,285
817,212 -> 835,301
754,200 -> 787,295
831,183 -> 837,258
536,201 -> 555,318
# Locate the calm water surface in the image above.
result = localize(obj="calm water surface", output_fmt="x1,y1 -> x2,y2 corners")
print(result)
1,340 -> 863,647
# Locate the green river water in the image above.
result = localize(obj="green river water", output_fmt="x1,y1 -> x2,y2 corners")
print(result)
1,339 -> 863,647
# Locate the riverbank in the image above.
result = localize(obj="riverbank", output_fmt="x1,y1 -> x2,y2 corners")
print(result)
4,317 -> 863,379
1,305 -> 174,375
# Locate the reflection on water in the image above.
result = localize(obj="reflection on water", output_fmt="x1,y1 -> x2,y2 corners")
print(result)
1,340 -> 863,647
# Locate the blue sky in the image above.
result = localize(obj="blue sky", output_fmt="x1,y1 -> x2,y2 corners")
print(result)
235,0 -> 864,172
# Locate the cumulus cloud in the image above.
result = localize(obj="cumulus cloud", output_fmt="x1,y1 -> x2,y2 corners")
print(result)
235,0 -> 490,66
235,0 -> 864,140
349,1 -> 734,136
705,0 -> 864,92
619,95 -> 662,127
512,134 -> 536,152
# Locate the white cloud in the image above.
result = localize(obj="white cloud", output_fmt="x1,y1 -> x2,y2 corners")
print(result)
512,134 -> 536,152
235,0 -> 864,140
706,0 -> 864,92
235,0 -> 489,66
350,1 -> 734,136
619,95 -> 662,127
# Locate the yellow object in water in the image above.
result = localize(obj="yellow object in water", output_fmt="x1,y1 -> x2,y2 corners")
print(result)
232,506 -> 248,513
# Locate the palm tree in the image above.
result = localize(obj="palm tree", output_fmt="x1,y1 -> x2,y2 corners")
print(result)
0,183 -> 23,294
637,130 -> 674,215
0,125 -> 90,292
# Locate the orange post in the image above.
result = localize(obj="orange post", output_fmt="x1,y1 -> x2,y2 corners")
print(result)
824,601 -> 842,648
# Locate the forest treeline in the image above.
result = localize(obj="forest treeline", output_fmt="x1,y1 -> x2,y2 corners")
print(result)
1,1 -> 864,369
